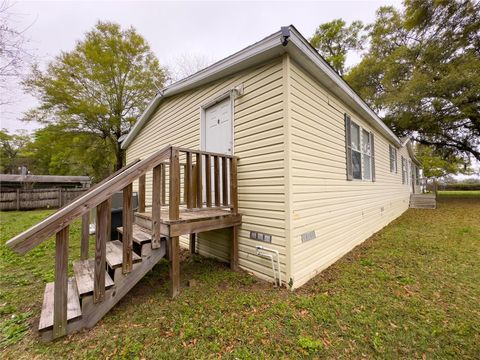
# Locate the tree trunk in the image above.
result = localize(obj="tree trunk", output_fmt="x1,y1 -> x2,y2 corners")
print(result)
115,141 -> 124,171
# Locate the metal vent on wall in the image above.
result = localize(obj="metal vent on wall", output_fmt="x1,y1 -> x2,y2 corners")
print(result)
250,231 -> 272,243
301,230 -> 316,242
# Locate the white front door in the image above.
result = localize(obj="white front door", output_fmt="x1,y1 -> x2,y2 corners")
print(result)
203,97 -> 232,155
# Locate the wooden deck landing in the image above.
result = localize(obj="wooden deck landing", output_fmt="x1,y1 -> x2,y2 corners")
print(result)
135,208 -> 242,237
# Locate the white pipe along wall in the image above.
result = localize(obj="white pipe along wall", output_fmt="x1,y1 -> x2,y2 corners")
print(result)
255,246 -> 282,286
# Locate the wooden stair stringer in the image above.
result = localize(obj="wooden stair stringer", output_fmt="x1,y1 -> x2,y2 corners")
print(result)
39,240 -> 167,341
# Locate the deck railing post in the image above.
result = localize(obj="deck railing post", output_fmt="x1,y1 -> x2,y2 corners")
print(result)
80,211 -> 90,260
196,153 -> 202,208
192,164 -> 198,208
161,163 -> 166,206
205,154 -> 212,207
138,174 -> 146,213
53,225 -> 69,338
122,184 -> 134,273
94,198 -> 110,303
222,157 -> 228,206
169,147 -> 180,298
152,165 -> 162,249
230,157 -> 238,214
214,156 -> 220,207
185,152 -> 192,209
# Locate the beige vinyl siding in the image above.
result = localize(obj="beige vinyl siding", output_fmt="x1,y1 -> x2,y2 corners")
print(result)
126,59 -> 287,283
288,60 -> 414,288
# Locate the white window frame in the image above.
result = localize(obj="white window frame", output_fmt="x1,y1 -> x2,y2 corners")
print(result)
350,121 -> 373,181
389,145 -> 397,173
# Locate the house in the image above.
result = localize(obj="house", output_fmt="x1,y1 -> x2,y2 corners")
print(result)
120,25 -> 423,289
6,25 -> 429,341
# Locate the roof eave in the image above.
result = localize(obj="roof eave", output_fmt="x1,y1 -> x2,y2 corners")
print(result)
121,25 -> 403,150
286,27 -> 401,147
121,30 -> 285,150
121,92 -> 163,149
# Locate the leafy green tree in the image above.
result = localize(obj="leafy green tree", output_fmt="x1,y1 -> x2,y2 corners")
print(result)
416,144 -> 471,179
23,124 -> 115,181
23,21 -> 166,172
310,19 -> 367,75
345,0 -> 480,161
0,129 -> 32,173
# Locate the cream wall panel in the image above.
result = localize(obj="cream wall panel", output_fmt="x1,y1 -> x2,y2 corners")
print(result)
126,59 -> 287,282
288,59 -> 416,289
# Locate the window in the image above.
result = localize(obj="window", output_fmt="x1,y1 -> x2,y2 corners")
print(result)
362,129 -> 372,180
415,166 -> 420,185
345,114 -> 375,181
351,122 -> 362,179
401,156 -> 406,184
389,145 -> 397,173
407,160 -> 411,184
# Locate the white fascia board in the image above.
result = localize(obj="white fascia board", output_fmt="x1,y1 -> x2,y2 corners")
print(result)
405,139 -> 422,166
122,25 -> 402,150
161,31 -> 284,97
287,28 -> 402,147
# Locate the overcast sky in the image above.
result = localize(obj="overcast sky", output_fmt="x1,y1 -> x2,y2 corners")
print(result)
0,0 -> 404,132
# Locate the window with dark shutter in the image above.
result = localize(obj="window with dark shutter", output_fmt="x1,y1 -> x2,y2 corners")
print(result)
345,114 -> 375,181
344,114 -> 353,180
351,122 -> 362,179
401,156 -> 406,184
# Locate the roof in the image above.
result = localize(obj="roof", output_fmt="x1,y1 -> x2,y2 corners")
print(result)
402,138 -> 422,166
121,25 -> 404,150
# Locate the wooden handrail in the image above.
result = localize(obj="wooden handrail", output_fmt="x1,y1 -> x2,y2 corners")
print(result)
6,145 -> 172,255
175,147 -> 238,159
6,144 -> 239,341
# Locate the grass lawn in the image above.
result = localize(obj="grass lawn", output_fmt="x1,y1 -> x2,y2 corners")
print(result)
1,193 -> 479,359
438,190 -> 480,197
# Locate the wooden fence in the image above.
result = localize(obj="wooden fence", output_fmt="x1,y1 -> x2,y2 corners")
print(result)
0,188 -> 87,211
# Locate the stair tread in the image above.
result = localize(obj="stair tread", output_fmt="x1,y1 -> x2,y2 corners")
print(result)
106,240 -> 142,269
73,259 -> 114,297
39,278 -> 82,331
117,224 -> 152,245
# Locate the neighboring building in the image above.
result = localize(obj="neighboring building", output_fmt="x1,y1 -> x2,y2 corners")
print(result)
121,26 -> 422,289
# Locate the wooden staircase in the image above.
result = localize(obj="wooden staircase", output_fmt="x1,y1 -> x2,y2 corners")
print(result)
409,193 -> 437,209
38,224 -> 167,340
6,146 -> 241,341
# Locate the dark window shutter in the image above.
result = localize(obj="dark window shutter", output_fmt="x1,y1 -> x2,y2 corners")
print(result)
344,114 -> 353,180
371,132 -> 376,182
395,148 -> 398,173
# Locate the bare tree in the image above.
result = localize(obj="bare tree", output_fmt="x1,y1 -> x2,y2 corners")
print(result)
0,0 -> 33,105
165,52 -> 215,84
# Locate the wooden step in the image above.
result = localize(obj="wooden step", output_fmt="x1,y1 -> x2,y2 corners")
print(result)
39,278 -> 82,331
117,224 -> 152,245
73,259 -> 114,297
411,204 -> 436,209
134,212 -> 152,229
106,240 -> 142,269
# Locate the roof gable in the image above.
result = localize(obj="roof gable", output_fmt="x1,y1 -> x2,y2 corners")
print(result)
122,25 -> 403,150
